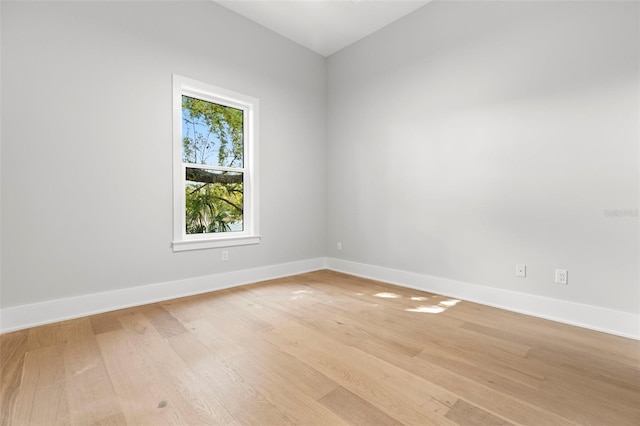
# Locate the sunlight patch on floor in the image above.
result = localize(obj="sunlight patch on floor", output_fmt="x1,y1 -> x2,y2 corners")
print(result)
374,292 -> 401,299
354,288 -> 461,314
406,306 -> 446,314
405,298 -> 461,314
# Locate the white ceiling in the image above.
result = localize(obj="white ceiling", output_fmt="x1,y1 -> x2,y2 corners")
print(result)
214,0 -> 432,57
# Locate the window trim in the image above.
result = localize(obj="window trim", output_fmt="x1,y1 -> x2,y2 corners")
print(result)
172,74 -> 260,252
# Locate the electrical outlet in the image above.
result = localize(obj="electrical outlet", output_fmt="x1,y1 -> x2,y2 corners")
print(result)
221,250 -> 229,262
555,269 -> 568,284
515,264 -> 526,278
337,242 -> 342,251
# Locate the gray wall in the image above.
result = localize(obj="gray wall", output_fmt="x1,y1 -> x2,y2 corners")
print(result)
326,1 -> 639,314
1,1 -> 326,307
2,0 -> 638,318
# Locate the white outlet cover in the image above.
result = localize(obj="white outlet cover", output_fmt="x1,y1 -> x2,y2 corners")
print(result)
515,264 -> 526,278
555,269 -> 568,284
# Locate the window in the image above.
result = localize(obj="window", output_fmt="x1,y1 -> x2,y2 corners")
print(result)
172,75 -> 259,251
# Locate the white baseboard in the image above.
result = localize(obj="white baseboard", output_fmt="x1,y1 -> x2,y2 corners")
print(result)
326,258 -> 640,340
0,257 -> 327,333
3,256 -> 637,340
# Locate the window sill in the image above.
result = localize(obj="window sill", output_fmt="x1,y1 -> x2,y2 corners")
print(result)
172,235 -> 261,252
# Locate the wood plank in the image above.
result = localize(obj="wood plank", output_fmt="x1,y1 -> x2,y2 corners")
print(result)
240,343 -> 340,401
351,331 -> 574,425
179,318 -> 247,360
526,345 -> 640,390
264,320 -> 458,425
445,399 -> 514,426
11,345 -> 69,425
60,318 -> 123,426
95,327 -> 186,425
460,322 -> 639,417
89,311 -> 124,335
414,346 -> 623,425
96,318 -> 210,425
115,313 -> 238,425
319,386 -> 404,426
224,352 -> 349,425
26,322 -> 66,351
0,330 -> 28,426
190,298 -> 342,401
167,331 -> 291,425
170,298 -> 342,402
416,341 -> 544,391
139,304 -> 188,338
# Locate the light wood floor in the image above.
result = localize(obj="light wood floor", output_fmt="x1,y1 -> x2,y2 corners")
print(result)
1,270 -> 639,425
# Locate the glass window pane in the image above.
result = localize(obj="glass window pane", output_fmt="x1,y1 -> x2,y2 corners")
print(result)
182,95 -> 244,168
185,168 -> 244,234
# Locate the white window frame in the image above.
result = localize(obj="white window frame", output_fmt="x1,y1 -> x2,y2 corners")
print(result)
172,74 -> 260,251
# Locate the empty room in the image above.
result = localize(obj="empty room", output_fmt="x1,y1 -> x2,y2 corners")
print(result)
1,0 -> 639,424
